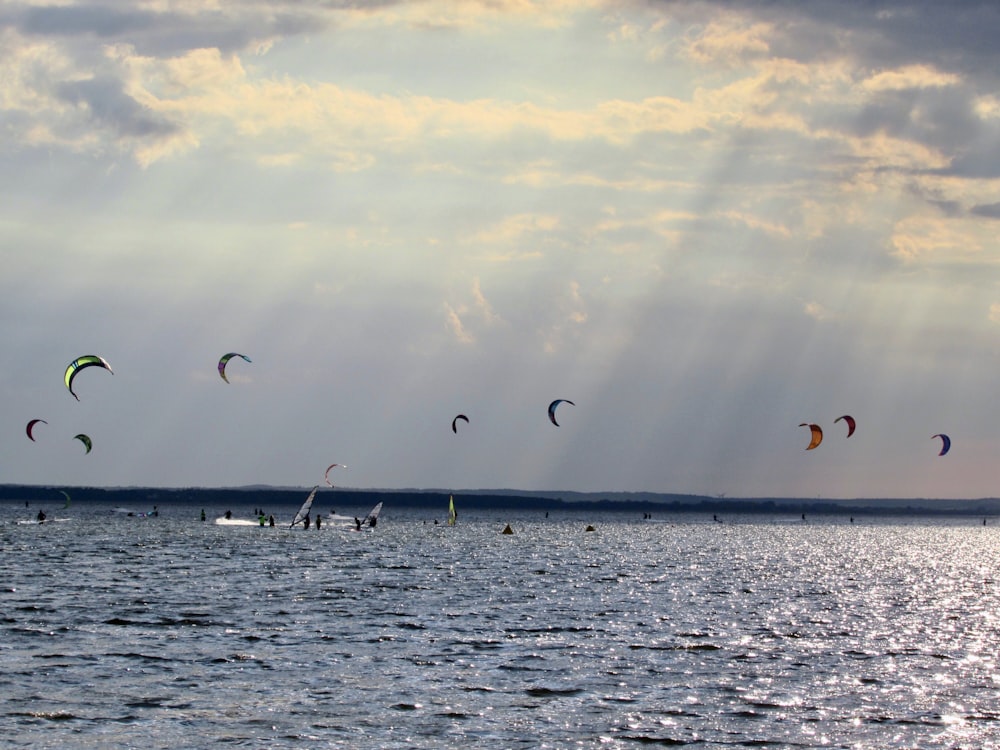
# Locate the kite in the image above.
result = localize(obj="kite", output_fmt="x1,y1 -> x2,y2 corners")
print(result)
548,399 -> 575,426
451,414 -> 469,433
324,463 -> 346,487
800,423 -> 823,450
73,433 -> 92,454
834,415 -> 856,437
218,353 -> 251,383
932,433 -> 951,456
26,419 -> 47,441
65,355 -> 113,401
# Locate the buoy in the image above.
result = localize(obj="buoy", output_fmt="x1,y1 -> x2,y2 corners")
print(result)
585,525 -> 596,532
502,524 -> 513,535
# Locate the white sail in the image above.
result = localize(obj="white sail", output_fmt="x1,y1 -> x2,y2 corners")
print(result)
448,495 -> 457,526
363,502 -> 383,528
290,486 -> 318,528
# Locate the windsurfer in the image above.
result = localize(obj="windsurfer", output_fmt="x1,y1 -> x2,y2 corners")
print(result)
355,517 -> 362,531
303,515 -> 311,529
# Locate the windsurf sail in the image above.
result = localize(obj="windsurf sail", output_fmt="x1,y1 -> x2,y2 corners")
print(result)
448,495 -> 457,526
290,486 -> 318,528
363,501 -> 383,528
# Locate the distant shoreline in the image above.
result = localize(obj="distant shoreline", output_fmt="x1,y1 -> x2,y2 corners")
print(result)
3,484 -> 998,516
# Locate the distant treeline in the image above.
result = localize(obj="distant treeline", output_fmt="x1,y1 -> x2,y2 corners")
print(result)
3,484 -> 999,516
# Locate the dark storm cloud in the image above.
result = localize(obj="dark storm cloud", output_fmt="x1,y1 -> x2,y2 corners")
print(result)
652,1 -> 1000,180
969,202 -> 1000,219
0,2 -> 333,57
654,0 -> 1000,80
56,75 -> 179,139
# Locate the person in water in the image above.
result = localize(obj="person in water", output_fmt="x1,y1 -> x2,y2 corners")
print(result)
269,515 -> 275,527
225,510 -> 232,519
36,509 -> 46,522
355,517 -> 362,531
315,515 -> 321,530
303,514 -> 310,529
200,509 -> 206,522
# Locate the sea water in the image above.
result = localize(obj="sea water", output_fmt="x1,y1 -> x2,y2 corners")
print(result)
1,501 -> 999,749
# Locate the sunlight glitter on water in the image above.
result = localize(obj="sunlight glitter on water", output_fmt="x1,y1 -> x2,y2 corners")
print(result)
2,505 -> 1000,748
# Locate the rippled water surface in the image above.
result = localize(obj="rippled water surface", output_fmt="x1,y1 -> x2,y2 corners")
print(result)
2,501 -> 1000,748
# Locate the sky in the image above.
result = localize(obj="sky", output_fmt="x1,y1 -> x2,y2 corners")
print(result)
3,0 -> 1000,499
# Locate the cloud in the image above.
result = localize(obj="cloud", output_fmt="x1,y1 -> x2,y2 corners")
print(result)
657,0 -> 1000,81
860,64 -> 960,93
443,277 -> 502,345
466,213 -> 560,245
56,74 -> 178,138
970,202 -> 1000,219
444,302 -> 475,344
889,215 -> 985,263
682,18 -> 773,68
803,300 -> 834,321
470,277 -> 500,323
3,2 -> 331,56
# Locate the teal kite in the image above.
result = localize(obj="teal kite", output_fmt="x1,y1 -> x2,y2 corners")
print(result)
73,434 -> 92,454
218,353 -> 251,383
